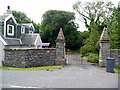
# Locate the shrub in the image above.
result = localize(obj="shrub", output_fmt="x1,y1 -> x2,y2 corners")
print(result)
80,44 -> 94,56
87,53 -> 99,63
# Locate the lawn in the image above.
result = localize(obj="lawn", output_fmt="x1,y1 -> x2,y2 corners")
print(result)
0,65 -> 63,71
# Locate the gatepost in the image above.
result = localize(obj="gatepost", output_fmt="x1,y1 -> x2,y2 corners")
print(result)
56,28 -> 66,65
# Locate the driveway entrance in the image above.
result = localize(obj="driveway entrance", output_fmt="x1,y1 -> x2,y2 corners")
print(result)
1,55 -> 118,88
66,55 -> 81,65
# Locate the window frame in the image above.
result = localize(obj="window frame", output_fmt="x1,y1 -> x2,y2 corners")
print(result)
7,24 -> 14,36
21,26 -> 25,34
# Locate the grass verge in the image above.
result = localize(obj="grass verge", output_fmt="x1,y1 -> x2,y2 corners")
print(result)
103,67 -> 120,73
0,65 -> 63,71
114,68 -> 120,73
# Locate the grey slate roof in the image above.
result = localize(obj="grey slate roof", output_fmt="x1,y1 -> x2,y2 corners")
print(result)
21,34 -> 38,45
0,32 -> 4,38
4,38 -> 21,45
0,32 -> 21,45
0,14 -> 9,22
0,32 -> 38,46
21,23 -> 31,27
0,16 -> 2,22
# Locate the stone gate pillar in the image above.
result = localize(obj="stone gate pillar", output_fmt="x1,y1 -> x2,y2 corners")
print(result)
55,28 -> 66,65
99,27 -> 110,66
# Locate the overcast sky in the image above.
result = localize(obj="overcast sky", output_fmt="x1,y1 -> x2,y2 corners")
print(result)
0,0 -> 119,31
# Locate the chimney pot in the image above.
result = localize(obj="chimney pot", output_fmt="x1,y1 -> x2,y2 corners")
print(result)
7,6 -> 10,10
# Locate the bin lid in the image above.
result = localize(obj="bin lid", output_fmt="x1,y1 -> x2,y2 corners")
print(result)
106,57 -> 115,60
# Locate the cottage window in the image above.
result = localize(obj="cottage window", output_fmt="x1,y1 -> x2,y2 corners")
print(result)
7,24 -> 14,36
21,26 -> 25,34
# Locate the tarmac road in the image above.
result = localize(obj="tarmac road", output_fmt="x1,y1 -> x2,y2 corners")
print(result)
0,55 -> 118,89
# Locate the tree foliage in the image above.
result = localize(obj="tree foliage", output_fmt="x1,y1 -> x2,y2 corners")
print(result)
12,10 -> 41,33
80,22 -> 100,55
108,7 -> 120,49
73,1 -> 114,33
33,22 -> 41,33
73,1 -> 118,54
40,10 -> 81,50
12,10 -> 31,23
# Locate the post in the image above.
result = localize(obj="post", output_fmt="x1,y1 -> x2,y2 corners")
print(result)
99,27 -> 110,66
56,28 -> 66,65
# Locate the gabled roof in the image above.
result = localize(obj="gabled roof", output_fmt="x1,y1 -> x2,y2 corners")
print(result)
0,32 -> 41,46
21,34 -> 38,46
0,14 -> 9,22
21,23 -> 35,30
4,38 -> 21,45
0,32 -> 20,45
21,23 -> 32,26
0,14 -> 17,24
0,33 -> 7,45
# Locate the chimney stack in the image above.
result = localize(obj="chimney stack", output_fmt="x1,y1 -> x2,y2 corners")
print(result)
6,6 -> 12,14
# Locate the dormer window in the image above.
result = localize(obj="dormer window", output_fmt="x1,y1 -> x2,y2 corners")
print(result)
21,26 -> 25,34
7,24 -> 14,36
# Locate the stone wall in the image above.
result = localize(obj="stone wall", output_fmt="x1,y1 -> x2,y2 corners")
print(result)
3,29 -> 66,68
4,48 -> 56,67
110,49 -> 120,68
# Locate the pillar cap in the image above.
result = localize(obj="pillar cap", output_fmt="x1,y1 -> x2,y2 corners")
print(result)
56,28 -> 65,42
100,27 -> 109,42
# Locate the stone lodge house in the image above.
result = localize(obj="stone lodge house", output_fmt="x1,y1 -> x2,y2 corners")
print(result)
0,6 -> 65,67
0,6 -> 44,66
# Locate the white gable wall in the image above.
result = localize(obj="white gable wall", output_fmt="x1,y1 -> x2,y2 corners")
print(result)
0,38 -> 5,66
34,35 -> 42,48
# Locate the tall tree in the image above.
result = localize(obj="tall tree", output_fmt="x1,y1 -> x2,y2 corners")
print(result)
12,10 -> 41,33
40,10 -> 80,50
12,10 -> 31,23
73,1 -> 116,54
107,7 -> 119,49
33,22 -> 41,33
73,1 -> 114,33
